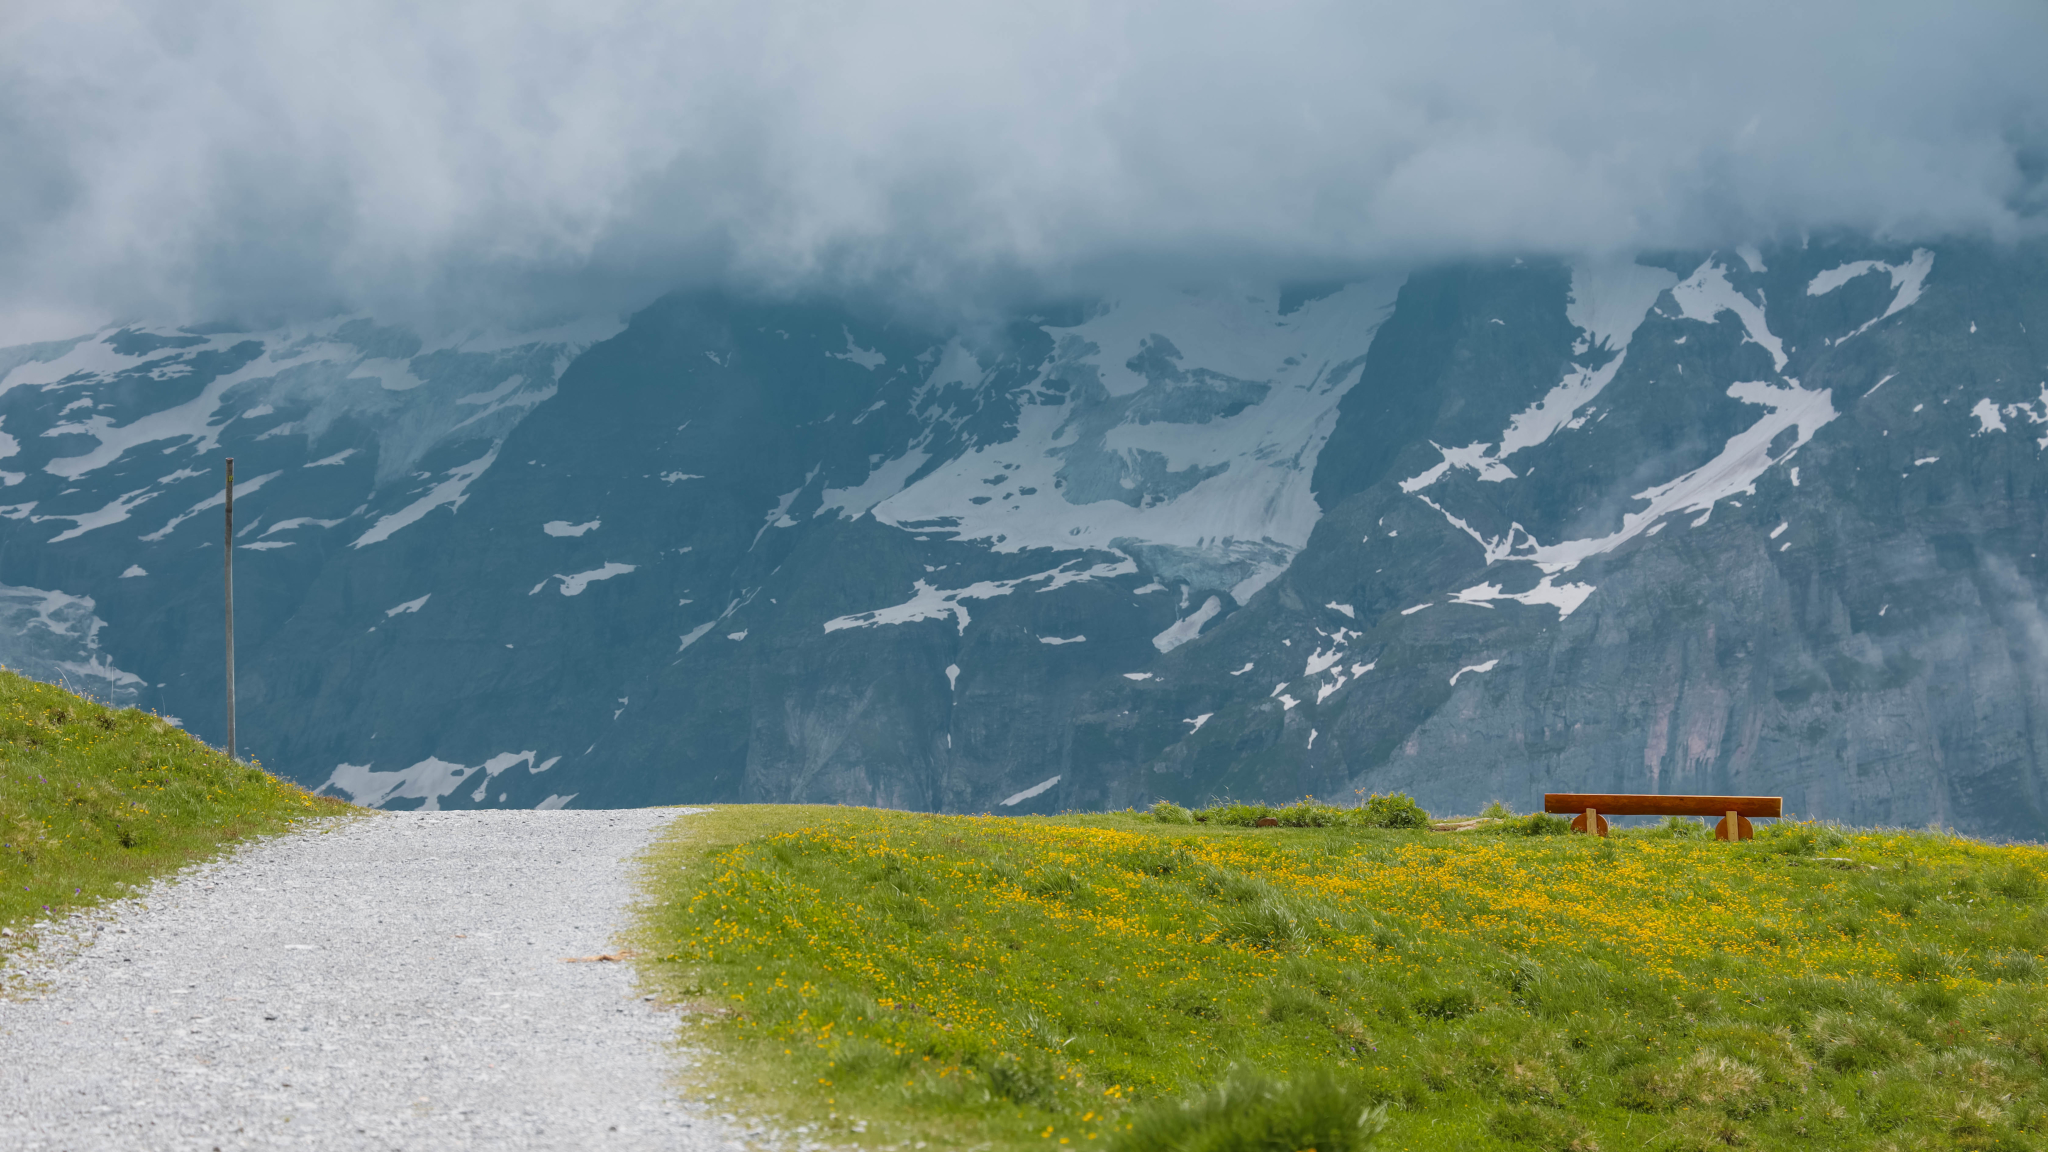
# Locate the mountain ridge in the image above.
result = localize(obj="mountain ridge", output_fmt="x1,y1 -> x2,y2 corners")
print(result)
1,237 -> 2043,836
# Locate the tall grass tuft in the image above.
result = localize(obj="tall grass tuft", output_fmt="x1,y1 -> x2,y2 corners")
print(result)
1150,799 -> 1195,825
1114,1071 -> 1386,1152
1163,792 -> 1431,829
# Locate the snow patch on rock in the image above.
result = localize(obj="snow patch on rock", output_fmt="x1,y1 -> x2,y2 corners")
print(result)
1449,659 -> 1499,686
549,562 -> 636,596
1807,249 -> 1935,344
1000,775 -> 1060,806
824,557 -> 1136,636
1153,595 -> 1222,653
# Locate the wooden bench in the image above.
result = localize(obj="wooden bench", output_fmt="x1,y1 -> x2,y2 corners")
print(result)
1543,793 -> 1782,841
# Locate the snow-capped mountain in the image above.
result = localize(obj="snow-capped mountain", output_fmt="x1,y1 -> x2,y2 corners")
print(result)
2,237 -> 2044,837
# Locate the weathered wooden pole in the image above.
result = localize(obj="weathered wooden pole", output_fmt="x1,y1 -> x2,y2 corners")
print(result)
224,457 -> 236,761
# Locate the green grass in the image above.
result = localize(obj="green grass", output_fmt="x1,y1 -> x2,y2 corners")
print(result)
0,669 -> 353,945
636,803 -> 2048,1152
1150,794 -> 1431,829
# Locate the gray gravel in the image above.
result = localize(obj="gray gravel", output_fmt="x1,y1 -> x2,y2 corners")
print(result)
0,807 -> 761,1151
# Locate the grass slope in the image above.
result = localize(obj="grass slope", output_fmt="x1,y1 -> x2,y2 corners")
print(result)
638,805 -> 2048,1152
0,669 -> 352,944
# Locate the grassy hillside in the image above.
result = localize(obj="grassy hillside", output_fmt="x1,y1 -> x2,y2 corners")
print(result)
638,803 -> 2048,1152
0,669 -> 352,942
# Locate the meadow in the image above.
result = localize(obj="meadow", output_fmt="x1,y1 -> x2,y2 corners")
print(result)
0,669 -> 351,944
638,802 -> 2048,1152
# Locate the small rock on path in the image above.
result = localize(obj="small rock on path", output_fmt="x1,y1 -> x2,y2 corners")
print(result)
0,807 -> 749,1151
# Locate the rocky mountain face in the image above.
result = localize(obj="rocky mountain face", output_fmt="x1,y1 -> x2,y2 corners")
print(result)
1,238 -> 2044,837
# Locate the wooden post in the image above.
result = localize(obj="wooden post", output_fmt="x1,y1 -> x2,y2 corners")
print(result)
224,457 -> 235,761
1585,807 -> 1597,835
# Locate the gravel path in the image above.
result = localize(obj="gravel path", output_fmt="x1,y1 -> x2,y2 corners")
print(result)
0,808 -> 754,1151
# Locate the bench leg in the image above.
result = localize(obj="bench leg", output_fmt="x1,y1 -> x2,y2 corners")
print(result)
1571,807 -> 1608,837
1714,810 -> 1754,841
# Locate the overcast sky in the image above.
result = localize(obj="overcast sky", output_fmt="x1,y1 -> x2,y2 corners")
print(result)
1,0 -> 2043,340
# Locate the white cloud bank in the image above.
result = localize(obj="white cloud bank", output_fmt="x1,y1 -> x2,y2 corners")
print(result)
0,0 -> 2042,338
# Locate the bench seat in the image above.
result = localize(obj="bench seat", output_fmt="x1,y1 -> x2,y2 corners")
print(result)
1542,793 -> 1783,840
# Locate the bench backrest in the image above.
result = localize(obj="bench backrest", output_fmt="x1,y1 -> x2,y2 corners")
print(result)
1543,793 -> 1782,818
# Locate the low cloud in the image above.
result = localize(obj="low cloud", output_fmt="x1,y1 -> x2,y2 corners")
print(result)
1,0 -> 2043,337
